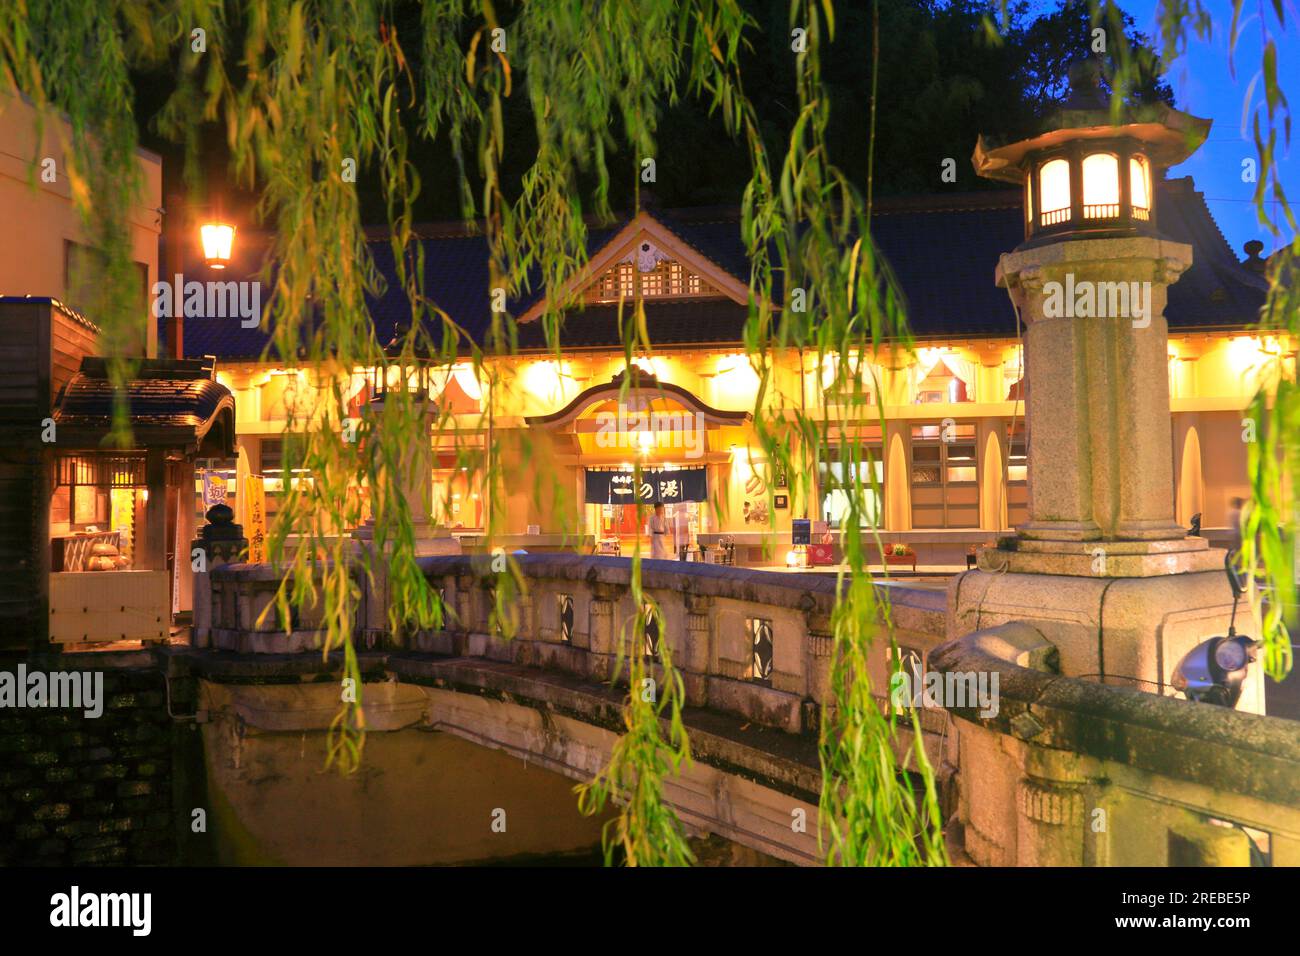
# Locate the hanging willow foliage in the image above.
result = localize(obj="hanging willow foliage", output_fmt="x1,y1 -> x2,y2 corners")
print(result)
6,0 -> 1293,868
1077,0 -> 1297,678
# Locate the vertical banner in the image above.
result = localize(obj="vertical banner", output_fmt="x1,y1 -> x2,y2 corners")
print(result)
245,475 -> 267,564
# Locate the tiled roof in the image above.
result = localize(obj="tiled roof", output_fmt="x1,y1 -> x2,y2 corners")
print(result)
174,178 -> 1267,359
53,357 -> 236,457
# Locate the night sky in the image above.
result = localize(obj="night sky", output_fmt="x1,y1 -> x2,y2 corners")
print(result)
1106,0 -> 1296,256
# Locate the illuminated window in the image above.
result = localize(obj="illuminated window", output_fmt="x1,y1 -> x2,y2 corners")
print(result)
643,602 -> 660,660
819,436 -> 884,529
1082,153 -> 1120,219
589,259 -> 716,301
910,423 -> 978,529
745,618 -> 773,683
1006,421 -> 1028,526
1130,154 -> 1151,220
1039,158 -> 1071,226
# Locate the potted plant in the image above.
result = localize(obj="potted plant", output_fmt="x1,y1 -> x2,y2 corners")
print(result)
883,543 -> 917,572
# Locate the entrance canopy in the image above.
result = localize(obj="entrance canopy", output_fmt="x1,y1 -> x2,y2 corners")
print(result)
526,369 -> 750,461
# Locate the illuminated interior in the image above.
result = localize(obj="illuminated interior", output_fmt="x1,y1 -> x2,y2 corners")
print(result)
1038,158 -> 1071,225
1081,152 -> 1120,217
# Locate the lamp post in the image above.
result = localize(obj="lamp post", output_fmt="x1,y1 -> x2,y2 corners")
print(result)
971,61 -> 1209,546
162,195 -> 238,358
952,62 -> 1263,715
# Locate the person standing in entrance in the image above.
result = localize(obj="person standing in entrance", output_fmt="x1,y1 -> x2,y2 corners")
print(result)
649,503 -> 671,559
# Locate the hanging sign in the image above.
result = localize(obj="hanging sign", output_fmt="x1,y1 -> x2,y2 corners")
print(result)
584,467 -> 707,505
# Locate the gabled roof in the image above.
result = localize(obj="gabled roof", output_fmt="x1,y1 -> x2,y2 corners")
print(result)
173,179 -> 1268,360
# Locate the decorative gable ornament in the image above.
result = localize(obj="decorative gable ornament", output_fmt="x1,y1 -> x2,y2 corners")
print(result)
621,239 -> 670,274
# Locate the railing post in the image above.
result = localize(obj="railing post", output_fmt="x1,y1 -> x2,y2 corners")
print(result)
191,504 -> 246,648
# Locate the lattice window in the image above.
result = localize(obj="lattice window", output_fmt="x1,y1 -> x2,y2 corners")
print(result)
746,617 -> 773,683
587,259 -> 717,302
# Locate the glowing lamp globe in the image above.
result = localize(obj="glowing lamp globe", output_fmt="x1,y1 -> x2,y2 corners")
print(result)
972,62 -> 1209,249
200,222 -> 236,269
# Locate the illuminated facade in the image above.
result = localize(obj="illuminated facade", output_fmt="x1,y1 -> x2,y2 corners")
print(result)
182,183 -> 1286,566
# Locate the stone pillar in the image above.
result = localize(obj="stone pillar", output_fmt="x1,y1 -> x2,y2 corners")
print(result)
191,504 -> 247,648
997,237 -> 1191,543
954,236 -> 1262,712
683,593 -> 713,706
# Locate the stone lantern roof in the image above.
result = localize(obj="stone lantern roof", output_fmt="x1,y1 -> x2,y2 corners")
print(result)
971,62 -> 1212,184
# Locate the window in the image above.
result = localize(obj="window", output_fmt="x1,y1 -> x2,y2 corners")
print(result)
820,439 -> 884,529
1006,421 -> 1028,527
1082,152 -> 1120,219
557,593 -> 574,644
915,358 -> 970,404
260,435 -> 310,494
1039,158 -> 1071,226
910,423 -> 978,529
643,602 -> 660,661
1129,154 -> 1151,220
64,241 -> 149,354
746,618 -> 773,684
589,259 -> 715,302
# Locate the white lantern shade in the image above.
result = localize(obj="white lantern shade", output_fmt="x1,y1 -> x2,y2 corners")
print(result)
1039,158 -> 1071,222
200,223 -> 236,268
1082,152 -> 1120,212
1129,154 -> 1151,211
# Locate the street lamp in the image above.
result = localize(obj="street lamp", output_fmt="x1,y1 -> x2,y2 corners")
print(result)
200,220 -> 236,270
972,61 -> 1209,249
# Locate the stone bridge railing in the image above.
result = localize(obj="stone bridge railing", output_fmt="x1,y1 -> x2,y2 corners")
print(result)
930,627 -> 1300,866
206,553 -> 953,742
409,555 -> 950,738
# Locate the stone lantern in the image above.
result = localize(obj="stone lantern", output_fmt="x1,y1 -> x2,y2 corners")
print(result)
351,331 -> 459,558
958,65 -> 1263,712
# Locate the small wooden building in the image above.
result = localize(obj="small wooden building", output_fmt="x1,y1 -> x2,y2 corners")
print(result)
0,296 -> 235,651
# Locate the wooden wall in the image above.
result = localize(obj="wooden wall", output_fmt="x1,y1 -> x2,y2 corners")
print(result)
0,299 -> 100,649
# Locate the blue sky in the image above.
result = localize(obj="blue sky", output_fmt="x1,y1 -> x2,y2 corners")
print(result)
1036,0 -> 1299,255
1126,0 -> 1296,254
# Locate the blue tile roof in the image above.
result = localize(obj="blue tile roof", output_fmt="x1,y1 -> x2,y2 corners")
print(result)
170,178 -> 1267,360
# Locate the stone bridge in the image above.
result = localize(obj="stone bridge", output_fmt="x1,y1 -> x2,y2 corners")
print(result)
187,553 -> 1300,866
194,555 -> 952,865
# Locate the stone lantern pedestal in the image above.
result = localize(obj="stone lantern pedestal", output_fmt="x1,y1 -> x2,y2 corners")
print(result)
950,235 -> 1264,713
350,397 -> 460,647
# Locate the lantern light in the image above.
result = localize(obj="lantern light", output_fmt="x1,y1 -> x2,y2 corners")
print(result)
972,61 -> 1209,249
200,222 -> 236,269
